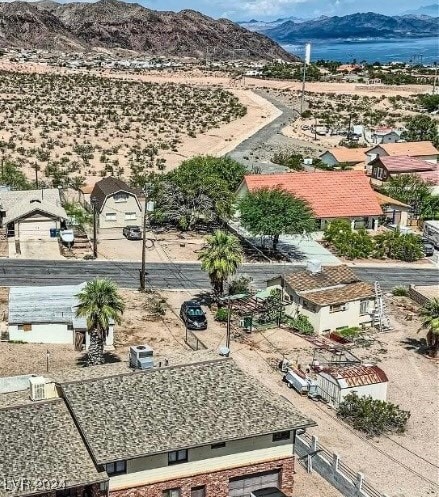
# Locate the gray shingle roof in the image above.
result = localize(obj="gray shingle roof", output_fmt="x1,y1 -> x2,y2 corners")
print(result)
61,359 -> 314,464
0,399 -> 106,497
284,265 -> 360,292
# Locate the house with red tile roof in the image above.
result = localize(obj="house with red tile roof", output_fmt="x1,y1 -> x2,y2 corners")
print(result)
369,155 -> 439,194
237,171 -> 383,230
366,141 -> 439,168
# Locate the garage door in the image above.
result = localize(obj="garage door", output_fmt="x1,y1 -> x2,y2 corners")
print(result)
18,219 -> 56,240
229,470 -> 280,497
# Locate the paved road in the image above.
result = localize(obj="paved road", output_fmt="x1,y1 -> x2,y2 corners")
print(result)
0,260 -> 436,291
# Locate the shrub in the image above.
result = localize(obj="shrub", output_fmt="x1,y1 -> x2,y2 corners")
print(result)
301,110 -> 312,118
215,307 -> 229,322
337,393 -> 410,437
144,293 -> 167,317
228,275 -> 252,296
285,313 -> 314,335
374,230 -> 424,262
336,326 -> 361,339
324,221 -> 374,259
392,286 -> 409,297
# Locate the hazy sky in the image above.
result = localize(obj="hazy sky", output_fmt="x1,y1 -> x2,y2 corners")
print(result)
145,0 -> 432,20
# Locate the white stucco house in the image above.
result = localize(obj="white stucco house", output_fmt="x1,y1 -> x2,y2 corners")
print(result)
8,283 -> 114,349
316,364 -> 388,407
266,263 -> 376,335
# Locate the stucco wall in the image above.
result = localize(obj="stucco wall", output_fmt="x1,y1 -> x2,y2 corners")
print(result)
99,194 -> 142,229
127,434 -> 294,474
9,323 -> 73,344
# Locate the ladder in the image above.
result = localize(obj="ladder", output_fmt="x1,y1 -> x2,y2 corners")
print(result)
373,281 -> 391,332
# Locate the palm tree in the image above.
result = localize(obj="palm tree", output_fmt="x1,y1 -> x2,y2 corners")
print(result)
76,279 -> 125,366
418,298 -> 439,357
198,230 -> 243,296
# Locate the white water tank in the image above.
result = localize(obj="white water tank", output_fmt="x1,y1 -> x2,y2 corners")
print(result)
307,259 -> 322,274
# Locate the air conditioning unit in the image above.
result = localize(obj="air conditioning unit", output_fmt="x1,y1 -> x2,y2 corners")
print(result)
29,376 -> 47,401
129,345 -> 154,370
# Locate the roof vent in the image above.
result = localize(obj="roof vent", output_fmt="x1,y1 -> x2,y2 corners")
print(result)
307,259 -> 322,275
30,199 -> 42,204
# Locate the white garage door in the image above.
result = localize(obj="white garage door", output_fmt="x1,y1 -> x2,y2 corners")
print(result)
18,219 -> 56,240
229,470 -> 280,497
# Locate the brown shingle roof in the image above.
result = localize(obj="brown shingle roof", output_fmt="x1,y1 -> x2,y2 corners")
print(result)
304,282 -> 375,306
322,147 -> 368,164
90,177 -> 141,212
284,265 -> 360,292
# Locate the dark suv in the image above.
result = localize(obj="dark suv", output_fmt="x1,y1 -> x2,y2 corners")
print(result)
123,225 -> 142,240
180,301 -> 207,330
422,238 -> 435,257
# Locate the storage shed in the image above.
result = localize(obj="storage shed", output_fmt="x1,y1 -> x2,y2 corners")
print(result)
316,364 -> 388,407
8,283 -> 114,349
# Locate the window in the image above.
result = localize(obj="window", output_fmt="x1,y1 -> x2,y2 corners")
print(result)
330,303 -> 347,313
114,192 -> 129,203
105,212 -> 117,221
360,300 -> 369,316
18,324 -> 32,332
302,299 -> 317,313
105,460 -> 126,476
191,487 -> 206,497
376,167 -> 384,180
272,430 -> 290,442
125,212 -> 137,220
168,449 -> 188,465
211,442 -> 226,449
162,489 -> 181,497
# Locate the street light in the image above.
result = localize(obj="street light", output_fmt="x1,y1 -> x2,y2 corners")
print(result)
91,196 -> 97,259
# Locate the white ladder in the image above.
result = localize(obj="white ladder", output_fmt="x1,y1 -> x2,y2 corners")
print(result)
373,281 -> 391,332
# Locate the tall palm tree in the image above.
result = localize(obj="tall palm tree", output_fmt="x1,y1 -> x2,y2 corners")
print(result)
418,298 -> 439,357
76,279 -> 125,366
198,230 -> 243,296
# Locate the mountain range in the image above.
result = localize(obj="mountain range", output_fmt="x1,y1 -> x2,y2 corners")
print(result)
0,0 -> 296,60
239,12 -> 438,43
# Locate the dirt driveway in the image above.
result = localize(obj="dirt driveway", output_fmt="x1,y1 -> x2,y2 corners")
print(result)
9,238 -> 64,260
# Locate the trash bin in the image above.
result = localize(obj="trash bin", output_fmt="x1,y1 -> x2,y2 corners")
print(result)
243,316 -> 252,329
50,228 -> 57,238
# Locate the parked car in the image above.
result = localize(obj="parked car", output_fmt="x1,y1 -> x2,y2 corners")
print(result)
422,238 -> 435,257
123,225 -> 142,240
180,301 -> 207,330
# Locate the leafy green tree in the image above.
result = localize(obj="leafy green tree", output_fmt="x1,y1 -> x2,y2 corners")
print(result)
272,151 -> 304,171
199,230 -> 243,296
381,174 -> 432,217
238,187 -> 315,251
0,161 -> 32,190
402,115 -> 439,146
75,279 -> 125,366
64,201 -> 92,230
337,393 -> 410,437
373,230 -> 424,262
150,156 -> 246,230
417,94 -> 439,113
418,298 -> 439,357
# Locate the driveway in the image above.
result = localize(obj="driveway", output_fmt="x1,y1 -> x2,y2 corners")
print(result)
229,221 -> 340,265
9,238 -> 64,260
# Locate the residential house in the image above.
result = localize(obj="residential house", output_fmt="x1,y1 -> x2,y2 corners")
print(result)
0,188 -> 67,239
370,127 -> 401,145
91,177 -> 143,229
315,365 -> 388,407
0,359 -> 315,497
266,263 -> 376,335
366,141 -> 439,169
0,399 -> 108,497
237,171 -> 383,230
319,147 -> 368,168
7,283 -> 114,349
375,192 -> 411,227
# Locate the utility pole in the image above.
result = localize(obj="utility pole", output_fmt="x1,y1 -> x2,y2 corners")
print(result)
225,297 -> 232,350
300,43 -> 311,115
91,196 -> 97,259
140,191 -> 148,291
433,62 -> 438,95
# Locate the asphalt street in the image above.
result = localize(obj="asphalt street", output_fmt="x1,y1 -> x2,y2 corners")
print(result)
0,259 -> 436,291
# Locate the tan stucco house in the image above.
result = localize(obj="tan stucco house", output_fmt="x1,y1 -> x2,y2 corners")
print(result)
91,177 -> 143,229
267,264 -> 376,335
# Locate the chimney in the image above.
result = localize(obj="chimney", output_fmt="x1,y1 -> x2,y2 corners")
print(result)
307,259 -> 322,275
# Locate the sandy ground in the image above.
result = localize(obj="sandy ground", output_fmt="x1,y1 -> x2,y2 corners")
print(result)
8,238 -> 64,260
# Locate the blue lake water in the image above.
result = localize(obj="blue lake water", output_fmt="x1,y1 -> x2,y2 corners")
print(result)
283,37 -> 439,64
